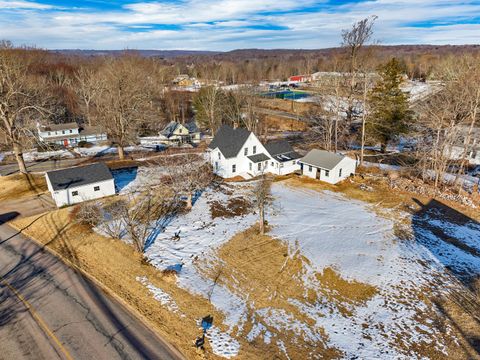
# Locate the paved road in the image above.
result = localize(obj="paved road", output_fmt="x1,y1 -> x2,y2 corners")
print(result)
0,218 -> 184,360
0,158 -> 84,176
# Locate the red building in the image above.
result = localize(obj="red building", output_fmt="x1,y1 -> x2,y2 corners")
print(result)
288,75 -> 311,83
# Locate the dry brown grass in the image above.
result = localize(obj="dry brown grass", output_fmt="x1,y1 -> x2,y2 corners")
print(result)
11,209 -> 233,360
0,173 -> 47,201
200,226 -> 383,359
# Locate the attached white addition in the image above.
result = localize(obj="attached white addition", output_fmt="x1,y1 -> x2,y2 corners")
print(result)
45,163 -> 116,207
208,125 -> 301,179
299,149 -> 356,184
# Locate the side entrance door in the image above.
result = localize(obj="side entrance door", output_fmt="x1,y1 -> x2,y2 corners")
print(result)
316,168 -> 321,180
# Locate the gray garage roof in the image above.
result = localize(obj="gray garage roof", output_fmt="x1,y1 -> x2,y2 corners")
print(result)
299,149 -> 347,170
46,162 -> 113,191
248,153 -> 270,163
208,125 -> 251,158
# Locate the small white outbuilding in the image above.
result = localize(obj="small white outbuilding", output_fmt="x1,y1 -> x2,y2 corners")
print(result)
46,162 -> 115,207
299,149 -> 356,184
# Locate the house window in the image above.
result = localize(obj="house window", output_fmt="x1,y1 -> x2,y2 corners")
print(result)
249,162 -> 252,171
339,168 -> 342,177
280,163 -> 284,168
69,129 -> 73,133
292,161 -> 296,166
309,166 -> 312,172
62,130 -> 65,134
48,132 -> 51,136
271,161 -> 274,167
253,146 -> 257,154
325,170 -> 330,177
94,186 -> 100,191
258,163 -> 261,171
244,147 -> 248,156
218,152 -> 221,159
215,161 -> 219,171
232,164 -> 236,173
72,191 -> 79,196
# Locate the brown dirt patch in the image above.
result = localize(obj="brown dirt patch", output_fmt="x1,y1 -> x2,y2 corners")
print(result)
209,197 -> 252,219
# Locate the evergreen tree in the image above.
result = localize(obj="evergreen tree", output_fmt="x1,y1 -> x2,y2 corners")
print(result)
367,58 -> 412,152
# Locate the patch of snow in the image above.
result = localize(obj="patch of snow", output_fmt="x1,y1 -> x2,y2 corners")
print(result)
137,276 -> 182,314
205,326 -> 240,359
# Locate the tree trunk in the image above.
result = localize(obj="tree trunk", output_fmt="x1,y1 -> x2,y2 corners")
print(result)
186,193 -> 193,209
13,142 -> 28,174
259,204 -> 265,235
118,145 -> 125,160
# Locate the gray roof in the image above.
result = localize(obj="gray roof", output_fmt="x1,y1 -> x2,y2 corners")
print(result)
46,163 -> 113,191
41,122 -> 78,132
299,149 -> 346,170
265,140 -> 302,163
248,153 -> 270,163
208,125 -> 251,158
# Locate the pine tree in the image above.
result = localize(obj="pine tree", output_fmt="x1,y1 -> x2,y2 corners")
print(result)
367,58 -> 412,152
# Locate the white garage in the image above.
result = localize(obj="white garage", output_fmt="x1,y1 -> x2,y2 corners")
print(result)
46,163 -> 116,207
299,149 -> 356,184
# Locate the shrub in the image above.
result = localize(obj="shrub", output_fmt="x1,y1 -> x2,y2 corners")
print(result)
78,141 -> 94,148
75,202 -> 102,227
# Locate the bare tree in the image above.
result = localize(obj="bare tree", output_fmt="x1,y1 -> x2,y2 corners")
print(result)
341,16 -> 377,127
94,56 -> 153,160
251,173 -> 272,235
193,86 -> 226,135
0,47 -> 49,173
306,103 -> 335,151
74,64 -> 101,126
158,154 -> 214,209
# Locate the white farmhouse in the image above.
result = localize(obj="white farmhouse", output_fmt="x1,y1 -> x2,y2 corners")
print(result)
46,163 -> 115,207
38,122 -> 107,147
208,125 -> 301,178
299,149 -> 356,184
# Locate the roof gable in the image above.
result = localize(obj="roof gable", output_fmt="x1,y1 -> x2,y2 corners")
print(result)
208,125 -> 252,158
46,163 -> 113,191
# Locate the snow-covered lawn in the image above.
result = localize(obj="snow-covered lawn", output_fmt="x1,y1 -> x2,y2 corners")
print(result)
137,181 -> 480,359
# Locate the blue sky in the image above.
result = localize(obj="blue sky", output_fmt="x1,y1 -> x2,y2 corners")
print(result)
0,0 -> 479,50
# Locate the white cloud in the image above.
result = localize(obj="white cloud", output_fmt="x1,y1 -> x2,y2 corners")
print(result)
0,0 -> 52,9
0,0 -> 479,50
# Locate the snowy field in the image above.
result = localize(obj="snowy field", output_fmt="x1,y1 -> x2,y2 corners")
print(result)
135,181 -> 480,359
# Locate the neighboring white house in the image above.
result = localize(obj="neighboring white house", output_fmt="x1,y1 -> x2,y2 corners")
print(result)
208,125 -> 301,178
299,149 -> 356,184
45,163 -> 115,207
158,122 -> 201,145
37,122 -> 107,147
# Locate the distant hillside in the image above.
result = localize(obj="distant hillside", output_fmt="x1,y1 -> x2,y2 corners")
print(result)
52,45 -> 480,60
52,49 -> 221,58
